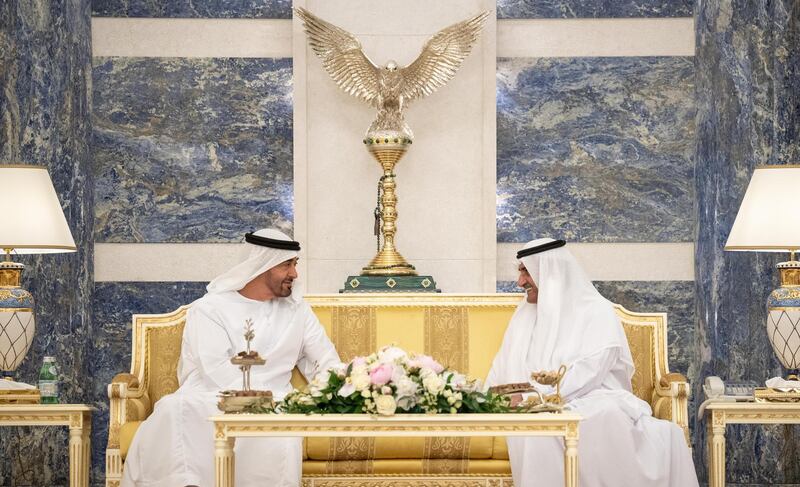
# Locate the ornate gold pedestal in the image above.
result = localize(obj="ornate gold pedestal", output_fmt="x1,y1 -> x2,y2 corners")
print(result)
361,136 -> 417,277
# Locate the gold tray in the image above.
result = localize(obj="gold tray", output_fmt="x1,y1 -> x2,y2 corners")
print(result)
517,402 -> 564,414
0,388 -> 41,405
217,390 -> 274,413
754,387 -> 800,403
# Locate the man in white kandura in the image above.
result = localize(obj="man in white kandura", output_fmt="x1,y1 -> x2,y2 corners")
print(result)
487,238 -> 699,487
122,229 -> 341,487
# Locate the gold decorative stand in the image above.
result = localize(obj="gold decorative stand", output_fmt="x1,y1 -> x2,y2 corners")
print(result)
341,136 -> 439,293
340,137 -> 442,293
361,137 -> 416,276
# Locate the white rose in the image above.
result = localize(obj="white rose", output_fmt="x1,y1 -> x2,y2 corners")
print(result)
422,374 -> 444,395
395,377 -> 418,399
351,373 -> 371,391
375,395 -> 397,416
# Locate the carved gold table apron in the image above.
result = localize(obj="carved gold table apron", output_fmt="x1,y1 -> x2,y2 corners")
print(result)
211,412 -> 581,487
0,404 -> 93,487
706,402 -> 800,487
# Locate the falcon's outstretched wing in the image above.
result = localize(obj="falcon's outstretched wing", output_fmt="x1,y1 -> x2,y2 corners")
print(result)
295,7 -> 380,106
399,11 -> 489,103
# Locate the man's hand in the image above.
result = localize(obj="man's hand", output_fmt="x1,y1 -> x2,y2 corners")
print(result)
509,393 -> 524,407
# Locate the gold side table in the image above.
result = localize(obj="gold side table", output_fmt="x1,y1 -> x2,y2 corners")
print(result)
0,404 -> 93,487
211,412 -> 581,487
705,401 -> 800,487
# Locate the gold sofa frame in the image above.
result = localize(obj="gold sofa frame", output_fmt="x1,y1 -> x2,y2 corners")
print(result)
105,294 -> 690,487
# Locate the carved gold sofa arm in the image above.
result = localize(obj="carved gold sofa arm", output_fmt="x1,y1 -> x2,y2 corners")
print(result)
653,372 -> 691,447
106,373 -> 152,487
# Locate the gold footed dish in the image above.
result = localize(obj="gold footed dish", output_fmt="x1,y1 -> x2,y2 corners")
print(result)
754,387 -> 800,402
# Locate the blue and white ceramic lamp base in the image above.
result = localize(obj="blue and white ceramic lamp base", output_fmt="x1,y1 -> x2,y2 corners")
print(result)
0,267 -> 36,378
766,261 -> 800,379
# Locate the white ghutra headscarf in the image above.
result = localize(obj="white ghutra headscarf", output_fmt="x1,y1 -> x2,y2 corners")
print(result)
489,238 -> 634,387
206,228 -> 300,298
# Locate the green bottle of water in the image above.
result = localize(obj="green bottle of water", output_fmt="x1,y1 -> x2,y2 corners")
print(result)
38,356 -> 59,404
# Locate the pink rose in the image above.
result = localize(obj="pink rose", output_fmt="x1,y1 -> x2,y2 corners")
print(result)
415,354 -> 444,374
369,363 -> 394,385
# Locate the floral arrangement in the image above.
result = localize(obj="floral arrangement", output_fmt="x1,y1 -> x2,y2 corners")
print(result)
280,346 -> 509,415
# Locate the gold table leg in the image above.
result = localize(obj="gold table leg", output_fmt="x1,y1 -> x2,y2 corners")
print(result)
69,414 -> 90,487
709,411 -> 726,487
564,426 -> 579,487
215,436 -> 235,487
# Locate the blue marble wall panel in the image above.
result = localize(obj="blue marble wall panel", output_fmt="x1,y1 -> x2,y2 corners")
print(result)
89,281 -> 207,483
0,1 -> 93,486
497,0 -> 693,19
92,0 -> 291,18
93,57 -> 293,243
694,0 -> 800,484
497,57 -> 695,243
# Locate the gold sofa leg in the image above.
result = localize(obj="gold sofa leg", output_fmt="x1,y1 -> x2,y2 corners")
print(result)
106,448 -> 123,487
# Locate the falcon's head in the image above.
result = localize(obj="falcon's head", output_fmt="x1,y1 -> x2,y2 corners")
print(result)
384,60 -> 398,72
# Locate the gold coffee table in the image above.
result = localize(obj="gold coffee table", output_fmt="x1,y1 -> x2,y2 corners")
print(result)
706,401 -> 800,486
211,412 -> 581,487
0,404 -> 93,487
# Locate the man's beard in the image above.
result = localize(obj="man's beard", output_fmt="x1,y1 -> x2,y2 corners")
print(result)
269,279 -> 293,297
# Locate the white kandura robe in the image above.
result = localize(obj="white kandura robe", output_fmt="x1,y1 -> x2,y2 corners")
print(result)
487,239 -> 699,487
122,291 -> 341,487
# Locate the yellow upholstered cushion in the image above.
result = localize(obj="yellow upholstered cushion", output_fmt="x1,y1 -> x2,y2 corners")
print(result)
302,458 -> 511,475
119,421 -> 143,460
306,436 -> 494,461
492,436 -> 509,460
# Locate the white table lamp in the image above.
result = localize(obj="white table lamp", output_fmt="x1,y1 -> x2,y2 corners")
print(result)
0,164 -> 76,384
725,164 -> 800,379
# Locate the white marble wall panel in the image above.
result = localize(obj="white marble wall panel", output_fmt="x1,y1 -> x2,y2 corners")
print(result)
294,0 -> 497,293
91,18 -> 292,57
497,18 -> 694,57
94,243 -> 247,281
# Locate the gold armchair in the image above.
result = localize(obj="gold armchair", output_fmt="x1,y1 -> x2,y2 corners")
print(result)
105,294 -> 691,487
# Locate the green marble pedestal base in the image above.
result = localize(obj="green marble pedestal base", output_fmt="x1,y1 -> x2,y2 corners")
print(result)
340,275 -> 440,293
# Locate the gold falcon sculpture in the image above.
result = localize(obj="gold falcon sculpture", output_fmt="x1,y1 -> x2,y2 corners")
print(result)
295,7 -> 488,141
296,8 -> 488,283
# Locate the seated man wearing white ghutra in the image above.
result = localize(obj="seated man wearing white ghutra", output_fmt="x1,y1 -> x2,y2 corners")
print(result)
122,229 -> 341,487
487,238 -> 698,487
